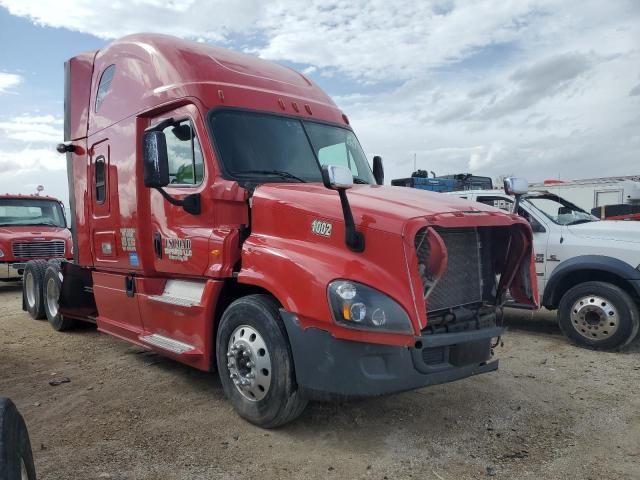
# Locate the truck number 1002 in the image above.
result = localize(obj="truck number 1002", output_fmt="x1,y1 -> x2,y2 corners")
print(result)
311,220 -> 332,237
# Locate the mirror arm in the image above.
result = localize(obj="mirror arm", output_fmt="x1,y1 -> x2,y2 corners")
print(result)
338,190 -> 365,252
154,187 -> 201,215
147,117 -> 175,133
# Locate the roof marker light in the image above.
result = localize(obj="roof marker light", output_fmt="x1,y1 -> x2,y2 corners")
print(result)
291,102 -> 299,113
218,89 -> 225,102
278,99 -> 285,110
304,104 -> 312,115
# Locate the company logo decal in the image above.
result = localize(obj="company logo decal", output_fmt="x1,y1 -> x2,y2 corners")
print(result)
311,219 -> 332,238
164,237 -> 192,262
535,253 -> 544,263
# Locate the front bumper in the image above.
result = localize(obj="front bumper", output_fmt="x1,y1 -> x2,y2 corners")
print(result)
0,262 -> 26,280
280,310 -> 504,399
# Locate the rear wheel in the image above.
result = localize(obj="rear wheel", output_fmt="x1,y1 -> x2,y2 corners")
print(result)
22,260 -> 48,320
558,281 -> 639,350
216,294 -> 307,428
43,263 -> 75,331
0,397 -> 36,480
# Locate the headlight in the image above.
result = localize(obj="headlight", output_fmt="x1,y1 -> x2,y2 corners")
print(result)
327,280 -> 413,334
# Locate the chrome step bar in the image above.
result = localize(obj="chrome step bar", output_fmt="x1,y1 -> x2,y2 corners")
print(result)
139,334 -> 195,354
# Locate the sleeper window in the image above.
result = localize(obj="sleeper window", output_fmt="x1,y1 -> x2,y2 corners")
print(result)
163,119 -> 204,185
95,65 -> 115,112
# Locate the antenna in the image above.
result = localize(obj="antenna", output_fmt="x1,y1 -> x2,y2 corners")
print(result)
36,185 -> 44,196
413,153 -> 416,172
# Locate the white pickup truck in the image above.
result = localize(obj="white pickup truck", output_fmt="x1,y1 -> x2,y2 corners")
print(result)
447,188 -> 640,350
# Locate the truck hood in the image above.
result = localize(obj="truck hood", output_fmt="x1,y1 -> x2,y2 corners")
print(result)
567,220 -> 640,244
253,183 -> 503,232
0,226 -> 71,241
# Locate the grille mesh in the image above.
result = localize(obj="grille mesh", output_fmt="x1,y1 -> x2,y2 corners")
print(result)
417,228 -> 482,312
12,240 -> 65,259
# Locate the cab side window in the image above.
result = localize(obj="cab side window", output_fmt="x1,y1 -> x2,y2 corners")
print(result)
318,143 -> 360,176
163,119 -> 204,185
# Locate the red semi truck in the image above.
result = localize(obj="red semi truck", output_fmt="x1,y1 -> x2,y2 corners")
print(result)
0,194 -> 71,284
24,34 -> 538,427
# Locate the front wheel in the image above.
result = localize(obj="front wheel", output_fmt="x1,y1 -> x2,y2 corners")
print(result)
215,294 -> 307,428
558,281 -> 639,350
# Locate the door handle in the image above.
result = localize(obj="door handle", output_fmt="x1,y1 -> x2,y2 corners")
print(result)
154,232 -> 162,258
125,275 -> 136,298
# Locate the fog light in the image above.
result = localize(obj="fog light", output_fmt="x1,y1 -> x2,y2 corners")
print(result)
336,282 -> 357,300
350,302 -> 366,322
371,308 -> 386,326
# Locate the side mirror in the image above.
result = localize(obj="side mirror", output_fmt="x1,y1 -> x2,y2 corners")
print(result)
143,131 -> 170,188
321,165 -> 353,190
321,165 -> 364,253
504,177 -> 528,196
372,155 -> 384,185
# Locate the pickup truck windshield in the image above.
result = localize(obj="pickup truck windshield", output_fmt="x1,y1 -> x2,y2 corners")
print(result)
525,195 -> 597,225
0,198 -> 66,227
209,110 -> 375,184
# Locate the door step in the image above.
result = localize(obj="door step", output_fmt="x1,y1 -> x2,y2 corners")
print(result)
139,333 -> 196,354
147,279 -> 205,307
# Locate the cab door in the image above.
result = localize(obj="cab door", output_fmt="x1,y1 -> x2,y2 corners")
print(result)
147,104 -> 214,277
518,203 -> 553,296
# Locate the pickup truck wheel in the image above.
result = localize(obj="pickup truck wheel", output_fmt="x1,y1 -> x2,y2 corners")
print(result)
558,281 -> 639,350
43,263 -> 75,331
216,294 -> 308,428
22,260 -> 48,320
0,397 -> 37,480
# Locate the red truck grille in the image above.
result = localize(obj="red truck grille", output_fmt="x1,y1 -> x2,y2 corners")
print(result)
12,240 -> 65,259
415,227 -> 484,313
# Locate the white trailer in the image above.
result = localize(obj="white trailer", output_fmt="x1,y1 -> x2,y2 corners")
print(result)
529,176 -> 640,213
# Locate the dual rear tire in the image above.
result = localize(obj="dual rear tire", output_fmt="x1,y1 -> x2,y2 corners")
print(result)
23,260 -> 74,331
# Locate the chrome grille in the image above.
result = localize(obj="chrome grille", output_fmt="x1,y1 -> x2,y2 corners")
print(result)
416,227 -> 483,312
12,240 -> 65,259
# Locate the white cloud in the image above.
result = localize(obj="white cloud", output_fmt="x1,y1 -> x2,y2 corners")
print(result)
0,114 -> 63,143
0,72 -> 22,94
1,0 -> 639,184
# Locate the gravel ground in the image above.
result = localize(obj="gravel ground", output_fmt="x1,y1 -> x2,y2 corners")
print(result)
1,281 -> 639,480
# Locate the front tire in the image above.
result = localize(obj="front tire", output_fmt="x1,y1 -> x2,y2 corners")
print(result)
216,294 -> 307,428
22,260 -> 48,320
558,281 -> 639,350
0,397 -> 36,480
43,263 -> 75,331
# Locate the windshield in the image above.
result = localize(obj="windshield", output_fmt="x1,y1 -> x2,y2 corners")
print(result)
209,110 -> 375,184
524,195 -> 597,225
0,198 -> 66,227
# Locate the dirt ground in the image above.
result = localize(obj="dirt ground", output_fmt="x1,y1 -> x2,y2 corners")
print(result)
1,282 -> 639,480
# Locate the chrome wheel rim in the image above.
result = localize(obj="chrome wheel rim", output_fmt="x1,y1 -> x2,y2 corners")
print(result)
46,276 -> 60,318
20,458 -> 28,480
24,272 -> 36,308
226,325 -> 271,401
570,295 -> 619,341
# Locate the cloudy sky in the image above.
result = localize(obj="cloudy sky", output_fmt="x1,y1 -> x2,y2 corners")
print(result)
0,0 -> 639,203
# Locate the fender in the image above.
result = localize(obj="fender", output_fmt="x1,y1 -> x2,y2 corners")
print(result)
542,255 -> 640,308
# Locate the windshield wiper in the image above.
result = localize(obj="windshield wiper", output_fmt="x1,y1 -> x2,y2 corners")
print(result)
353,177 -> 369,184
235,170 -> 306,183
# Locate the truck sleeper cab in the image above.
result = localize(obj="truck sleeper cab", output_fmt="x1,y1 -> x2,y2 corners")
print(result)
24,34 -> 537,427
